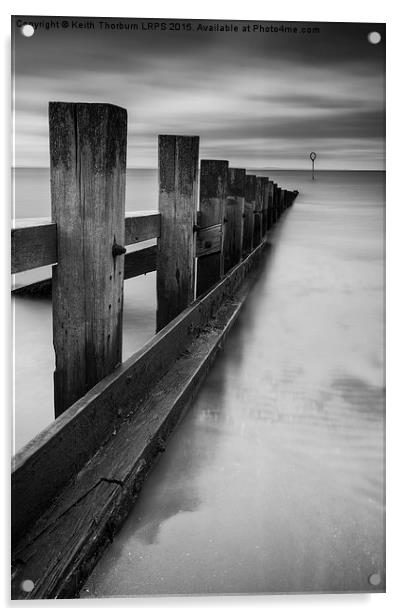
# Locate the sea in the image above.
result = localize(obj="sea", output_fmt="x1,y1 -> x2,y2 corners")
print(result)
12,168 -> 385,594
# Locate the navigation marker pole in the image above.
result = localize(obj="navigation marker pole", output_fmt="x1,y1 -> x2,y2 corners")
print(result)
310,151 -> 317,181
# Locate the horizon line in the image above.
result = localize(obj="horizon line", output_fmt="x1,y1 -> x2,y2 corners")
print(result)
12,166 -> 386,172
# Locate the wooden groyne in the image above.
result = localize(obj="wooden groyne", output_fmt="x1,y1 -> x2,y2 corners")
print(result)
11,102 -> 298,599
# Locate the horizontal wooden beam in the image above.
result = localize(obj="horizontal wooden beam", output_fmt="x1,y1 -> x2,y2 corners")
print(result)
195,224 -> 222,257
124,211 -> 160,245
12,239 -> 269,599
12,246 -> 157,297
11,219 -> 57,274
12,240 -> 268,548
124,245 -> 156,279
11,212 -> 161,274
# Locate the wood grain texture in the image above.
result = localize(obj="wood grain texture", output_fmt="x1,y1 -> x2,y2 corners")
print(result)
12,238 -> 268,548
196,224 -> 222,257
11,220 -> 57,274
11,213 -> 160,276
12,240 -> 269,599
12,246 -> 157,298
196,159 -> 228,297
124,211 -> 160,245
224,168 -> 245,273
49,102 -> 127,417
156,135 -> 199,331
242,174 -> 255,257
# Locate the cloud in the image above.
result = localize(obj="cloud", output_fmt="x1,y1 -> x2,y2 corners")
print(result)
12,17 -> 385,169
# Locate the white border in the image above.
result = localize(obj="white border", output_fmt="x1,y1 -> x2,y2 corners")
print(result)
2,1 -> 401,614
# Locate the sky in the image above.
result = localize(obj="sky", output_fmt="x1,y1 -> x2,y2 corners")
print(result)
12,17 -> 385,169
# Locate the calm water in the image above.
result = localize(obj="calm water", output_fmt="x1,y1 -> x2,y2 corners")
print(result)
13,169 -> 385,594
13,168 -> 159,450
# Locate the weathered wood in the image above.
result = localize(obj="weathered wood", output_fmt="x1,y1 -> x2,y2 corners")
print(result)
12,213 -> 160,275
242,175 -> 255,257
253,177 -> 264,248
12,246 -> 157,297
261,177 -> 269,236
12,241 -> 268,550
196,224 -> 222,257
196,160 -> 228,297
12,240 -> 269,600
124,211 -> 160,245
11,219 -> 57,274
223,168 -> 245,273
49,102 -> 127,418
156,135 -> 199,331
123,245 -> 156,279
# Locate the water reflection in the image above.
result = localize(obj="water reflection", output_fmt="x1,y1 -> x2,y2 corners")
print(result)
83,172 -> 385,596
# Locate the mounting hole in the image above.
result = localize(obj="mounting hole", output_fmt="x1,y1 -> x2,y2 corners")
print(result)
21,24 -> 35,37
21,579 -> 35,592
368,572 -> 381,586
367,31 -> 381,45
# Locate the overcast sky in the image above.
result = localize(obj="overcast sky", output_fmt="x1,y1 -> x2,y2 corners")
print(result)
12,17 -> 385,169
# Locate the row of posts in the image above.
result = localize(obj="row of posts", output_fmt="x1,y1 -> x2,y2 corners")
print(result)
48,103 -> 296,418
156,135 -> 296,331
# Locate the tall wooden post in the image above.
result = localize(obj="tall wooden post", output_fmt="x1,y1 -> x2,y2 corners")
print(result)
196,160 -> 228,297
224,168 -> 245,273
273,183 -> 279,222
242,175 -> 255,257
156,135 -> 199,331
268,181 -> 274,230
261,177 -> 269,236
49,102 -> 127,417
253,177 -> 264,248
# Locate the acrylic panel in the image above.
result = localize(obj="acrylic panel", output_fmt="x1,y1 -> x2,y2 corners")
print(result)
11,16 -> 385,599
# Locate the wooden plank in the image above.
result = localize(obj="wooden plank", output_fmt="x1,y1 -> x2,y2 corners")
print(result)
12,246 -> 157,298
242,174 -> 255,257
196,224 -> 222,257
12,240 -> 269,599
261,177 -> 269,237
12,213 -> 160,275
11,220 -> 57,274
124,211 -> 160,245
196,160 -> 228,297
49,102 -> 127,417
12,239 -> 268,548
156,135 -> 199,332
253,177 -> 264,248
123,245 -> 156,279
224,168 -> 245,273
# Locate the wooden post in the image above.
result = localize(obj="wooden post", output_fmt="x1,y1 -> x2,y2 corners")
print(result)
49,102 -> 127,418
274,184 -> 279,222
253,177 -> 264,248
196,160 -> 228,297
242,175 -> 255,257
268,181 -> 274,230
156,135 -> 199,331
223,168 -> 245,273
261,177 -> 269,237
